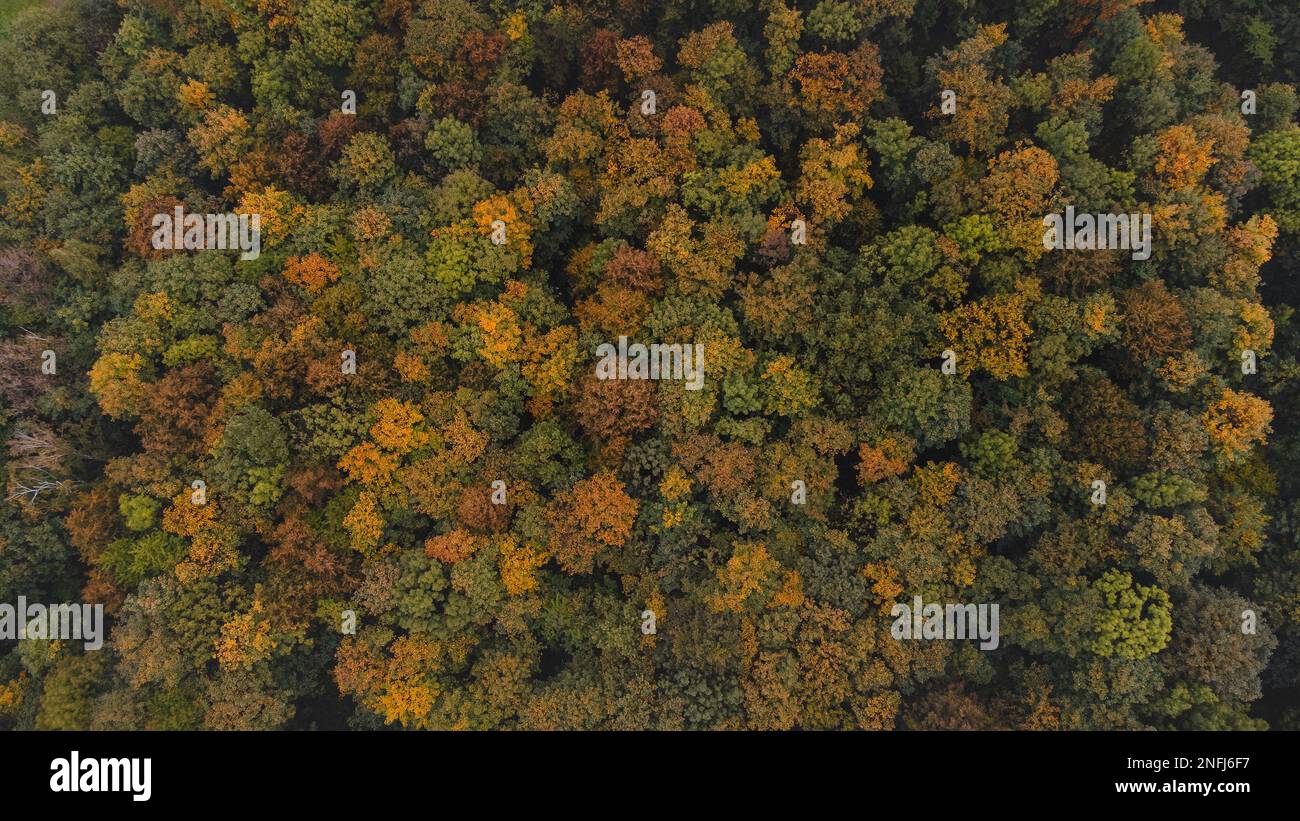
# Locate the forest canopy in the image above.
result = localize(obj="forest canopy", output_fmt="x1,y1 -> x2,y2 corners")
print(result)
1,0 -> 1299,731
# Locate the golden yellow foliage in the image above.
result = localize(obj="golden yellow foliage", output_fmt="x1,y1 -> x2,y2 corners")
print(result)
659,465 -> 693,501
237,186 -> 300,246
1203,389 -> 1272,463
177,78 -> 215,111
370,398 -> 428,455
771,570 -> 805,609
499,538 -> 546,596
939,288 -> 1034,379
473,195 -> 532,268
88,352 -> 148,420
343,491 -> 385,553
708,541 -> 780,613
339,443 -> 399,487
1155,124 -> 1215,190
215,599 -> 277,670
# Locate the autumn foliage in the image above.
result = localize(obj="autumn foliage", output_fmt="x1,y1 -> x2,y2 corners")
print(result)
0,0 -> 1296,732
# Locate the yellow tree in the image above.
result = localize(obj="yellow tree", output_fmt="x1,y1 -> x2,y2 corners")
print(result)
939,282 -> 1037,379
1203,389 -> 1272,463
